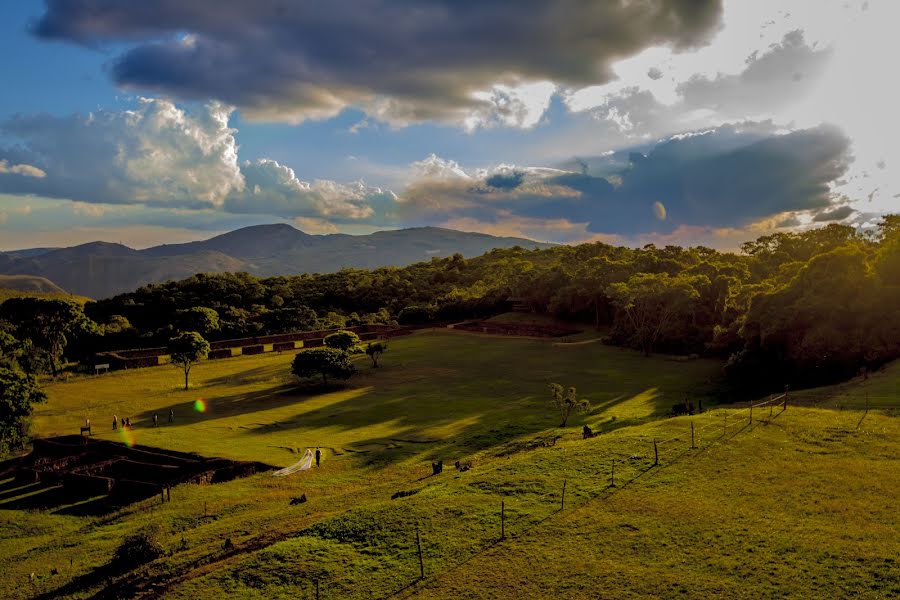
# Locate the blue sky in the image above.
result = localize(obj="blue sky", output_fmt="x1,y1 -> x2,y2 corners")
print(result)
0,0 -> 895,249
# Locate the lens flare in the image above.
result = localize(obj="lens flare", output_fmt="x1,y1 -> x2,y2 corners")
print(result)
652,201 -> 667,221
118,427 -> 136,448
194,398 -> 207,413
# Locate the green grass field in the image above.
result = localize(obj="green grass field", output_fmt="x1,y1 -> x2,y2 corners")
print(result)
1,330 -> 897,599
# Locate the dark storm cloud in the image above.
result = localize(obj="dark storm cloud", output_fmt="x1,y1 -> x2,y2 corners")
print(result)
410,124 -> 852,236
33,0 -> 724,123
594,124 -> 850,233
485,171 -> 526,190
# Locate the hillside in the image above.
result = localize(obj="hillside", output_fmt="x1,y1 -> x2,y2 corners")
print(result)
0,274 -> 93,303
0,274 -> 66,294
2,331 -> 896,599
0,225 -> 552,298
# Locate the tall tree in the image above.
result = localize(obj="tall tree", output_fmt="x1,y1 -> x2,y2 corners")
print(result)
168,331 -> 210,390
0,367 -> 46,454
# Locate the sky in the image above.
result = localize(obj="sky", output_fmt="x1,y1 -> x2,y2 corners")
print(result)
0,0 -> 897,250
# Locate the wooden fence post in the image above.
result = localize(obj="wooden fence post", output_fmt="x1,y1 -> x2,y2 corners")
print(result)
561,479 -> 567,510
653,439 -> 659,466
416,526 -> 424,580
749,400 -> 753,426
610,461 -> 615,488
783,385 -> 789,411
501,500 -> 505,540
691,421 -> 696,449
315,579 -> 320,600
723,413 -> 727,436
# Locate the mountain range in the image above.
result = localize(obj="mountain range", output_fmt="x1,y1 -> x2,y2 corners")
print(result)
0,224 -> 551,298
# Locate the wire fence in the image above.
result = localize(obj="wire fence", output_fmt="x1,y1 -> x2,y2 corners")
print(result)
366,398 -> 798,599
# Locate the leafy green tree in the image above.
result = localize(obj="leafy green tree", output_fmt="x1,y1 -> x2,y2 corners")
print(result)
0,298 -> 97,376
103,315 -> 134,335
0,367 -> 46,453
324,330 -> 362,353
291,347 -> 356,387
168,331 -> 210,390
0,330 -> 21,370
607,273 -> 701,355
177,307 -> 220,335
365,341 -> 388,368
549,383 -> 590,427
264,306 -> 318,333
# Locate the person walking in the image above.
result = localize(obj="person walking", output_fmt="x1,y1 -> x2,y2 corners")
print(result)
315,447 -> 321,468
168,408 -> 174,423
153,413 -> 159,427
112,415 -> 117,431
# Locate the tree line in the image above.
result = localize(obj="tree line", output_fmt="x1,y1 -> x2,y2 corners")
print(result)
1,217 -> 898,451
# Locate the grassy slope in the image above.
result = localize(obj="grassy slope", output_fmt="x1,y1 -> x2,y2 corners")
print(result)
789,360 -> 900,410
2,332 -> 897,599
0,276 -> 91,303
0,274 -> 66,294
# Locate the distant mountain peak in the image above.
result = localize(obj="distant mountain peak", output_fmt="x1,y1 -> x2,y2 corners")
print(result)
0,224 -> 552,298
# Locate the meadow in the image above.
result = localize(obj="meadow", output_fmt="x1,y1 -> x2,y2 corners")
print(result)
1,329 -> 897,599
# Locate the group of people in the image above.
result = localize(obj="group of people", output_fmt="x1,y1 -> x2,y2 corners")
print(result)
111,408 -> 174,430
111,415 -> 131,430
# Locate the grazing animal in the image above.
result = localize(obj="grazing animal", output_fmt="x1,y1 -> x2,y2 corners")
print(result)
671,402 -> 695,416
289,494 -> 307,505
582,424 -> 595,439
431,460 -> 443,475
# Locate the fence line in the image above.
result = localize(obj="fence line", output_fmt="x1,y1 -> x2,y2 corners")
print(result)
385,399 -> 787,599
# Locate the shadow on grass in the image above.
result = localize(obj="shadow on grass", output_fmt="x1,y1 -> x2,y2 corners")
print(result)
119,334 -> 727,474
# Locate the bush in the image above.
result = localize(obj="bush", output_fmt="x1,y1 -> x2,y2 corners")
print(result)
113,526 -> 165,569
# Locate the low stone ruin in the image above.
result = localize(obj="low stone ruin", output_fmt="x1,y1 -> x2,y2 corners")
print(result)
0,436 -> 273,514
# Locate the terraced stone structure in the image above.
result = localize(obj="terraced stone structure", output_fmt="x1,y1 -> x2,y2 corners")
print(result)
0,436 -> 273,514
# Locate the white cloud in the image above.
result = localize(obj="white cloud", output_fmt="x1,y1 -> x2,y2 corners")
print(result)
0,160 -> 46,178
410,154 -> 472,181
225,158 -> 396,221
464,80 -> 557,131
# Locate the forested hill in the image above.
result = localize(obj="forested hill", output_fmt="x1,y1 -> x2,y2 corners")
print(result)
74,217 -> 900,392
0,224 -> 552,298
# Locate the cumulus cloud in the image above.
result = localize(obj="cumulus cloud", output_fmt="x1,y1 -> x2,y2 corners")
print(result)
33,0 -> 723,126
225,158 -> 397,222
0,99 -> 400,224
0,160 -> 46,178
0,98 -> 243,207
